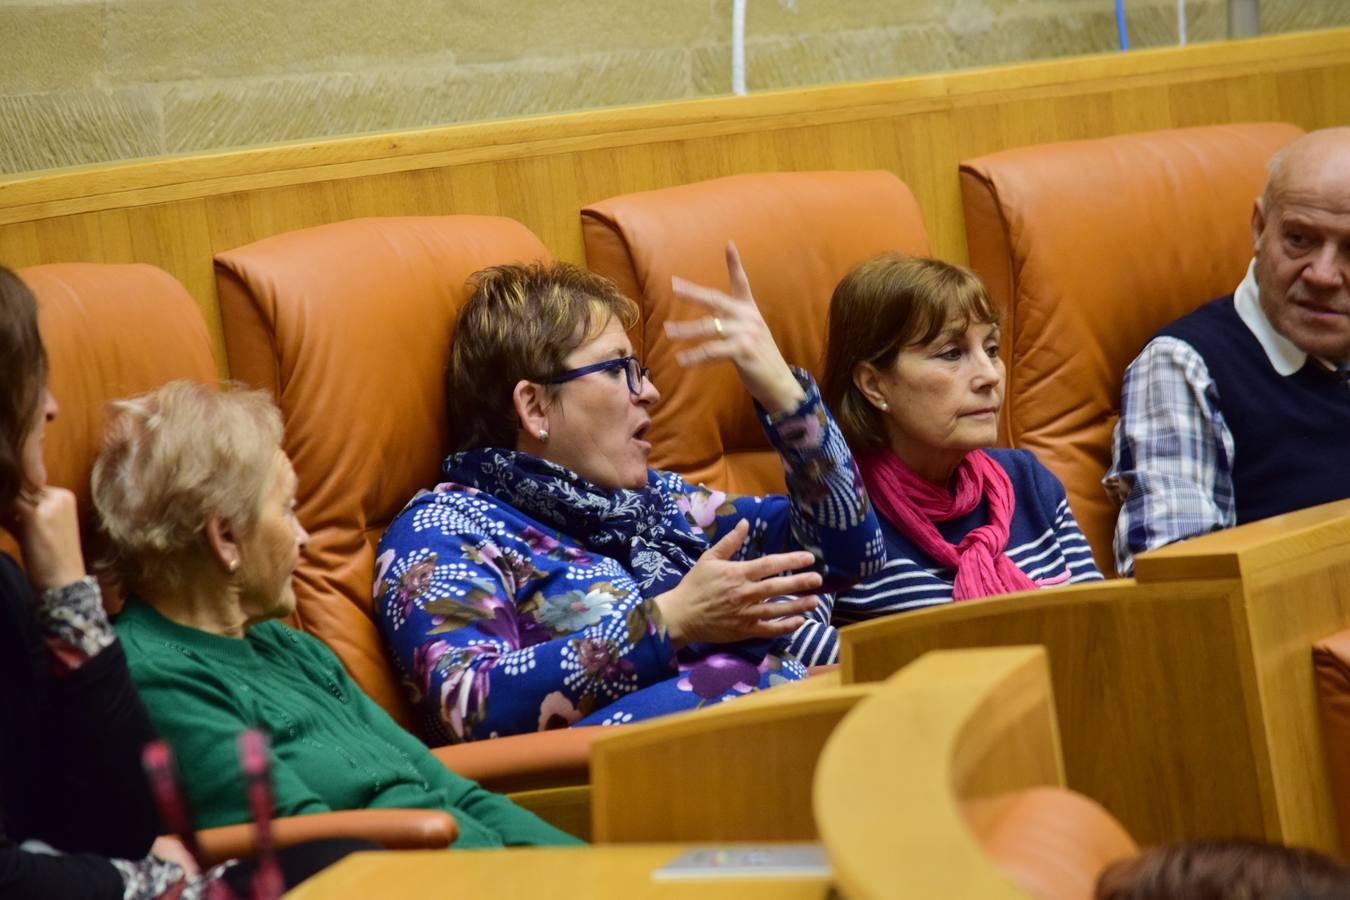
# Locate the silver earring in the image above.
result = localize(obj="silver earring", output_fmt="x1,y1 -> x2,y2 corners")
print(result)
538,428 -> 549,442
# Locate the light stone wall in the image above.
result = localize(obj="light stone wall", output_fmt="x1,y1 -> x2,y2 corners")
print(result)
2,0 -> 1348,176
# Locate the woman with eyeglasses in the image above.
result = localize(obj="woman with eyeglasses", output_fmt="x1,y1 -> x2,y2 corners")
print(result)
375,249 -> 882,743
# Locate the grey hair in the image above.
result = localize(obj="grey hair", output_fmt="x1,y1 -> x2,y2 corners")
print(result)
91,380 -> 283,592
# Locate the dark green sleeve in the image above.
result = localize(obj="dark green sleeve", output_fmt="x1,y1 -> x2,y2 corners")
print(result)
121,637 -> 333,828
433,776 -> 585,847
291,632 -> 583,847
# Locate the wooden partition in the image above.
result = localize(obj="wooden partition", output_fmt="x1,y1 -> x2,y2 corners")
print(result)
589,673 -> 876,843
1133,500 -> 1350,854
816,647 -> 1069,899
2,29 -> 1349,370
840,499 -> 1350,854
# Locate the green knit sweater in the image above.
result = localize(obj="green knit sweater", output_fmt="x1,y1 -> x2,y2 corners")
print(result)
114,601 -> 580,849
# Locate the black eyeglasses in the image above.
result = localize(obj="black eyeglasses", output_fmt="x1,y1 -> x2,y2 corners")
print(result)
549,355 -> 651,396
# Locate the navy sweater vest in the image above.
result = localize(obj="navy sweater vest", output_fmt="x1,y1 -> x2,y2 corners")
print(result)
1158,296 -> 1350,525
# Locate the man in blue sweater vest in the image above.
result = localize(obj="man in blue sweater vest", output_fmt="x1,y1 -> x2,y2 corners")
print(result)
1105,127 -> 1350,576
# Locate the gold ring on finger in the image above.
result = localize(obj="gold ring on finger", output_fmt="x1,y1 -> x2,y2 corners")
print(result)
712,316 -> 724,338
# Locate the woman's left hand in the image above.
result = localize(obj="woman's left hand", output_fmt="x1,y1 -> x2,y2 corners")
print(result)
150,835 -> 201,878
668,242 -> 807,416
12,485 -> 87,592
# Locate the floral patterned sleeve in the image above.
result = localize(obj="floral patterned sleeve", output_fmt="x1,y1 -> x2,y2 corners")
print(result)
376,495 -> 681,743
34,576 -> 116,674
675,369 -> 885,591
111,854 -> 238,900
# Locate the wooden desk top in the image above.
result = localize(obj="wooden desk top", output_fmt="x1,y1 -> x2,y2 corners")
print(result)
286,845 -> 833,899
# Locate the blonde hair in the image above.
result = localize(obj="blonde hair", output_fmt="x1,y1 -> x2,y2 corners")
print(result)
822,254 -> 999,452
448,261 -> 639,451
91,380 -> 283,592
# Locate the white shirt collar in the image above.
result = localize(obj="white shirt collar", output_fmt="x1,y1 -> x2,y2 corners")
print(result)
1233,258 -> 1308,377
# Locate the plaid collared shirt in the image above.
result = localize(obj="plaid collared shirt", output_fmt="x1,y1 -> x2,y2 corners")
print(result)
1103,336 -> 1236,576
1103,260 -> 1350,575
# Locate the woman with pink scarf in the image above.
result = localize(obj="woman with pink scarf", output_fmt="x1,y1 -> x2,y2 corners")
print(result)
786,255 -> 1101,666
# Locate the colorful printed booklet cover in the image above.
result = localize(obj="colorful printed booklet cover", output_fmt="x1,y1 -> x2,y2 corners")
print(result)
652,844 -> 832,880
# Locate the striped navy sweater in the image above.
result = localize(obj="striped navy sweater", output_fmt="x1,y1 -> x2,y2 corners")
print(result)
785,448 -> 1102,665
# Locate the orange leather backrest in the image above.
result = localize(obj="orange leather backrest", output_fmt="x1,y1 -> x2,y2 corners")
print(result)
1312,629 -> 1350,859
214,217 -> 550,727
966,786 -> 1139,900
960,123 -> 1305,574
20,263 -> 218,600
583,170 -> 930,496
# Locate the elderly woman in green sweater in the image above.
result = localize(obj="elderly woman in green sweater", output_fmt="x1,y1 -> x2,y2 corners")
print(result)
92,380 -> 578,849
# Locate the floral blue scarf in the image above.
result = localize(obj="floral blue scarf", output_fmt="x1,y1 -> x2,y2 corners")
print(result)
442,448 -> 790,698
442,448 -> 708,598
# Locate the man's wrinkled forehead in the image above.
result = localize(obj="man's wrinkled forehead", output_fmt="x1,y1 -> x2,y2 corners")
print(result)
1265,128 -> 1350,210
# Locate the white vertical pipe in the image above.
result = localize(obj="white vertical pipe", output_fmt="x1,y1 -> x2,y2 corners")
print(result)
1177,0 -> 1188,44
732,0 -> 748,96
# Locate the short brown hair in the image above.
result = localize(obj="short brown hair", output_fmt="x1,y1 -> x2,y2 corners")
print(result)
91,380 -> 283,593
448,261 -> 638,451
821,254 -> 998,452
1095,838 -> 1350,900
0,266 -> 47,510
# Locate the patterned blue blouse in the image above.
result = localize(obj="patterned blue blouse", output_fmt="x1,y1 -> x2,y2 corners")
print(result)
375,372 -> 884,744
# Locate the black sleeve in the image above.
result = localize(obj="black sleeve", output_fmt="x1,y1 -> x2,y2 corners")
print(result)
0,844 -> 126,900
36,638 -> 162,859
0,554 -> 150,898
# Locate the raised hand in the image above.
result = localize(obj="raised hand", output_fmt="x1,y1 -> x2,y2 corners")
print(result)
655,519 -> 821,647
668,242 -> 807,415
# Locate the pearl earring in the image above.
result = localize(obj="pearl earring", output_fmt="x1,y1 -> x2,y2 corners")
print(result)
227,558 -> 240,573
879,400 -> 890,411
538,428 -> 549,442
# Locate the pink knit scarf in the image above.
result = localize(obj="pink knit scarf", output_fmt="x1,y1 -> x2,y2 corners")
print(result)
858,448 -> 1038,601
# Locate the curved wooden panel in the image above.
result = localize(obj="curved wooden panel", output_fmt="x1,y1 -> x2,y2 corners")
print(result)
815,647 -> 1062,899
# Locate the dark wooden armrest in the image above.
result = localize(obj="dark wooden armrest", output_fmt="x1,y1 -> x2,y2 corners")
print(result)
431,725 -> 602,793
195,809 -> 457,864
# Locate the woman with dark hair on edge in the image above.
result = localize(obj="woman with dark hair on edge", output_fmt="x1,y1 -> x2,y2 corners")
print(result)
0,264 -> 220,898
0,265 -> 371,899
376,246 -> 884,743
800,255 -> 1101,664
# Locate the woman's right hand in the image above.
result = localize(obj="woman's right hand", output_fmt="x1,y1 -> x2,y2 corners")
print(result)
668,243 -> 807,417
12,485 -> 87,592
655,519 -> 821,647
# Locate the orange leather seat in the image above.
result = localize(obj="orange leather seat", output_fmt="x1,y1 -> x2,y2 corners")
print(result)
215,216 -> 546,728
214,217 -> 603,784
22,263 -> 218,589
968,786 -> 1139,900
960,123 -> 1304,573
583,170 -> 931,496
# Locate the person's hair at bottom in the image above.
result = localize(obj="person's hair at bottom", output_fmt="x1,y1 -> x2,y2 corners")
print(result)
1095,837 -> 1350,900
